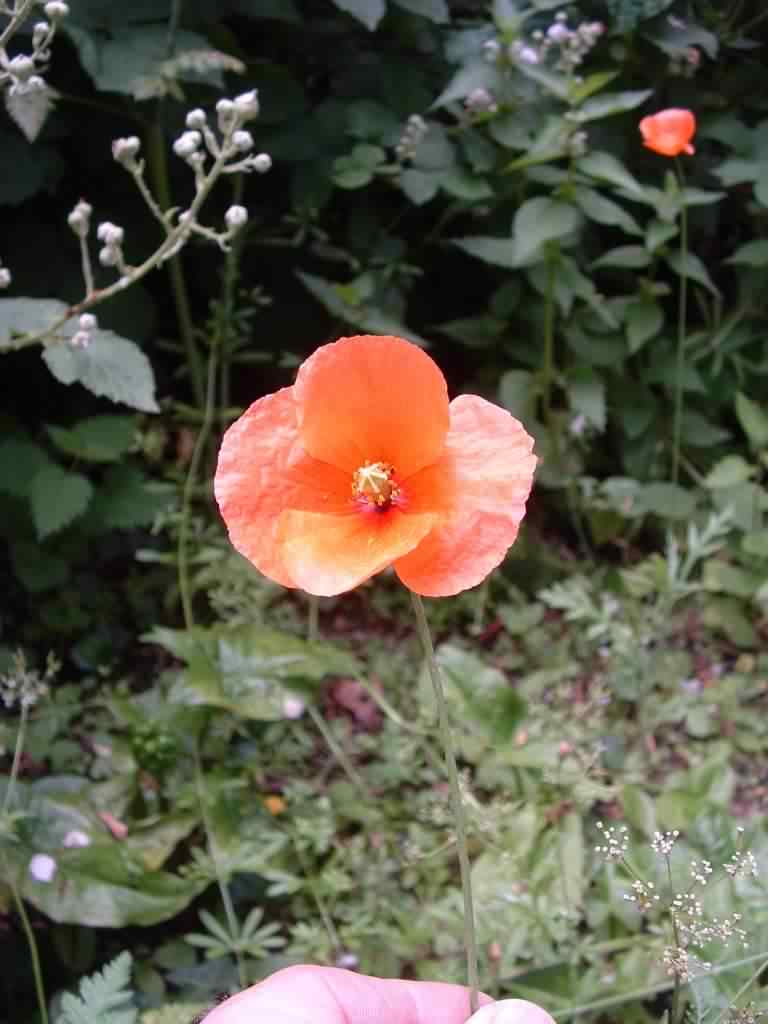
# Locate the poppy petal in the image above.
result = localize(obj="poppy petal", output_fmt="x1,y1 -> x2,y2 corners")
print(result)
214,387 -> 352,588
394,395 -> 536,596
276,507 -> 437,597
294,335 -> 450,477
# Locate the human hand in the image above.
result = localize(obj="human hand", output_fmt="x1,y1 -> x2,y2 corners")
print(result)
204,965 -> 555,1024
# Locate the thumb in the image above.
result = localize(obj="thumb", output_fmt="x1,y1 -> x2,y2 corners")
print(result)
468,999 -> 556,1024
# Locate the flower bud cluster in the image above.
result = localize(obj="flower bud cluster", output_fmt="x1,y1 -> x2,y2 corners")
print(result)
0,1 -> 69,101
70,312 -> 97,349
594,821 -> 629,861
395,114 -> 428,162
0,651 -> 58,710
97,221 -> 126,268
171,91 -> 271,181
530,12 -> 604,73
464,87 -> 498,115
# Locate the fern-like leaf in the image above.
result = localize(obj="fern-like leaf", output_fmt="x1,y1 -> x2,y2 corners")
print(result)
57,952 -> 137,1024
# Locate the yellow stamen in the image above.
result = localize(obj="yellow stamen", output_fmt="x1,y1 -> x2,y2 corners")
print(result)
352,461 -> 398,507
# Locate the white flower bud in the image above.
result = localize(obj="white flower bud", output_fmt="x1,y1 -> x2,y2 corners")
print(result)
29,853 -> 57,883
547,22 -> 570,42
282,695 -> 305,719
517,45 -> 540,64
253,152 -> 272,174
9,55 -> 35,82
225,204 -> 248,229
97,221 -> 124,246
216,98 -> 235,131
0,267 -> 11,289
186,107 -> 207,129
112,135 -> 141,164
79,313 -> 97,331
232,129 -> 254,153
70,330 -> 90,348
33,22 -> 51,47
98,246 -> 119,267
173,130 -> 201,158
233,89 -> 259,120
44,0 -> 69,19
63,829 -> 90,848
67,199 -> 93,237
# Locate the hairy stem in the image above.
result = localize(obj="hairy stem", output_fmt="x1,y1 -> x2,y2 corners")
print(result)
410,591 -> 480,1016
672,160 -> 688,484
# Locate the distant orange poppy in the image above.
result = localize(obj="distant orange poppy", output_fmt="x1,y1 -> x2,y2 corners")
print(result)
639,108 -> 696,157
215,335 -> 536,597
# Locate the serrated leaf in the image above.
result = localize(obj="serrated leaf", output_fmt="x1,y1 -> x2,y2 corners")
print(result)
46,416 -> 136,463
392,0 -> 448,21
330,0 -> 386,30
640,482 -> 696,519
43,334 -> 159,413
703,456 -> 755,489
30,464 -> 93,539
59,951 -> 137,1024
0,296 -> 69,347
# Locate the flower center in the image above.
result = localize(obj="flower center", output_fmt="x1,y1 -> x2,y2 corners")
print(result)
352,461 -> 398,508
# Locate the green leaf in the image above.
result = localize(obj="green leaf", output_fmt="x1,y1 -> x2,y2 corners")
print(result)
89,465 -> 171,529
59,952 -> 137,1024
512,198 -> 582,266
573,89 -> 652,123
439,166 -> 493,201
742,530 -> 768,559
329,0 -> 386,30
0,439 -> 51,497
592,246 -> 651,270
452,235 -> 517,269
30,464 -> 93,539
625,298 -> 663,353
567,367 -> 606,431
43,333 -> 160,412
499,369 -> 536,421
680,411 -> 730,448
400,168 -> 439,205
664,250 -> 720,297
432,61 -> 500,110
725,239 -> 768,267
573,186 -> 642,236
645,217 -> 678,253
46,416 -> 136,463
703,561 -> 760,599
0,297 -> 69,348
391,0 -> 448,21
568,70 -> 618,103
576,151 -> 645,199
332,159 -> 374,189
640,482 -> 696,519
145,624 -> 360,720
735,392 -> 768,449
621,783 -> 657,837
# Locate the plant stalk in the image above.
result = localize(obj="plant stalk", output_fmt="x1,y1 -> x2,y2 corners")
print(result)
410,591 -> 480,1016
672,160 -> 688,484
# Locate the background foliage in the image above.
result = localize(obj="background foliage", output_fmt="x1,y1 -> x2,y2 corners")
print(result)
2,0 -> 768,1021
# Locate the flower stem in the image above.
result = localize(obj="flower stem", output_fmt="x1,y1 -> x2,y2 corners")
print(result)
409,591 -> 480,1016
672,160 -> 688,485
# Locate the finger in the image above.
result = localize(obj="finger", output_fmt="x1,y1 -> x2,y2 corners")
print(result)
468,999 -> 557,1024
204,964 -> 494,1024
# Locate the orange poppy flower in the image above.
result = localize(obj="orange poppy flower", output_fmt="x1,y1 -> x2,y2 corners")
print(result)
639,108 -> 696,157
215,335 -> 536,598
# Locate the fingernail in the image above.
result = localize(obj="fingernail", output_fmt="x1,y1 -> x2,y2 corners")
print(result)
467,999 -> 556,1024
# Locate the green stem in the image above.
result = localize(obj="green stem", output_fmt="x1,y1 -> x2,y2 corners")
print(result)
672,160 -> 688,485
145,120 -> 204,407
306,697 -> 373,801
1,702 -> 49,1024
178,346 -> 218,629
192,739 -> 247,990
9,873 -> 49,1024
307,594 -> 320,644
542,256 -> 556,432
410,591 -> 480,1016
